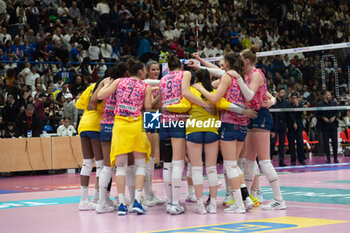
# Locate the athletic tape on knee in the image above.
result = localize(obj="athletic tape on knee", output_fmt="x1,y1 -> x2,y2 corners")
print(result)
223,160 -> 239,179
187,163 -> 192,179
243,159 -> 256,182
192,166 -> 203,185
260,160 -> 278,183
206,166 -> 218,187
135,158 -> 146,176
80,159 -> 93,176
95,160 -> 104,177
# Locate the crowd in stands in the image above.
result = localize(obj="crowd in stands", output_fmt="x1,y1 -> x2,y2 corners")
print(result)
0,0 -> 349,142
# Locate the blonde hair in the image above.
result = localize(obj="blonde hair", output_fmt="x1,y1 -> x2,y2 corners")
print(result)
241,44 -> 259,65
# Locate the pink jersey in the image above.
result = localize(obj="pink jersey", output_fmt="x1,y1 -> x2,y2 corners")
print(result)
160,71 -> 187,122
100,93 -> 116,124
245,68 -> 267,111
114,78 -> 147,117
221,73 -> 249,126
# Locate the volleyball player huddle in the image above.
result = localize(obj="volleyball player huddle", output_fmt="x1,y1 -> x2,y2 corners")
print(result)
75,44 -> 287,216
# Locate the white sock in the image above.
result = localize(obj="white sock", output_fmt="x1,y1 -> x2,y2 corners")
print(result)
81,186 -> 89,201
187,185 -> 194,195
163,162 -> 172,203
210,197 -> 216,204
232,188 -> 244,208
260,160 -> 283,201
172,160 -> 184,205
126,165 -> 136,204
99,166 -> 112,204
118,193 -> 126,205
196,197 -> 203,205
144,157 -> 155,196
224,171 -> 231,194
251,189 -> 257,199
135,189 -> 143,203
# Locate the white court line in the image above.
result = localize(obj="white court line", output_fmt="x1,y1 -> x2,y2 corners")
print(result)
275,162 -> 350,170
288,204 -> 350,211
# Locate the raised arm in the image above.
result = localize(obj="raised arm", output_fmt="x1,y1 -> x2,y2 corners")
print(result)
228,70 -> 263,101
192,73 -> 231,104
192,52 -> 218,69
97,79 -> 119,100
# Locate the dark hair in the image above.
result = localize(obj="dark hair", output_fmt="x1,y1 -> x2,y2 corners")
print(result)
167,54 -> 181,71
195,69 -> 213,100
63,116 -> 71,121
127,58 -> 145,76
290,92 -> 299,98
110,61 -> 128,79
277,87 -> 285,92
223,52 -> 244,77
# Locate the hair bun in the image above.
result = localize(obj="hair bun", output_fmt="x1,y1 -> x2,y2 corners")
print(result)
250,44 -> 259,53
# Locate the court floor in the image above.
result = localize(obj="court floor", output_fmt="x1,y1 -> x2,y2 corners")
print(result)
1,157 -> 350,233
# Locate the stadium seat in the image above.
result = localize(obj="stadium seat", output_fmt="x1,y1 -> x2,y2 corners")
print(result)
302,131 -> 319,159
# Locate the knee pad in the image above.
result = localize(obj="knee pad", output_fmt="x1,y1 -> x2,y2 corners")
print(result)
238,158 -> 245,171
192,166 -> 203,185
206,166 -> 218,187
160,139 -> 173,163
163,162 -> 172,183
172,160 -> 184,179
243,159 -> 255,181
260,160 -> 278,183
254,161 -> 260,175
80,159 -> 93,176
95,160 -> 104,177
223,160 -> 238,179
116,156 -> 128,177
187,163 -> 192,179
135,158 -> 146,176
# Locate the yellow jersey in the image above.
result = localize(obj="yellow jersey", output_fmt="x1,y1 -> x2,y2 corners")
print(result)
76,84 -> 104,134
168,83 -> 231,135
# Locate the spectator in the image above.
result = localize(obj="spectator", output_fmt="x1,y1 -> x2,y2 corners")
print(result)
4,121 -> 15,138
100,40 -> 113,61
287,92 -> 306,166
63,93 -> 78,128
316,90 -> 338,163
3,94 -> 20,124
25,66 -> 40,87
34,92 -> 47,125
70,76 -> 86,97
96,59 -> 107,79
69,1 -> 81,24
15,104 -> 42,137
57,116 -> 76,136
0,114 -> 5,137
270,88 -> 289,167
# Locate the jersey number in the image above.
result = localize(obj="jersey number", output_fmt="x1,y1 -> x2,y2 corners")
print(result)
166,81 -> 172,93
128,87 -> 134,98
